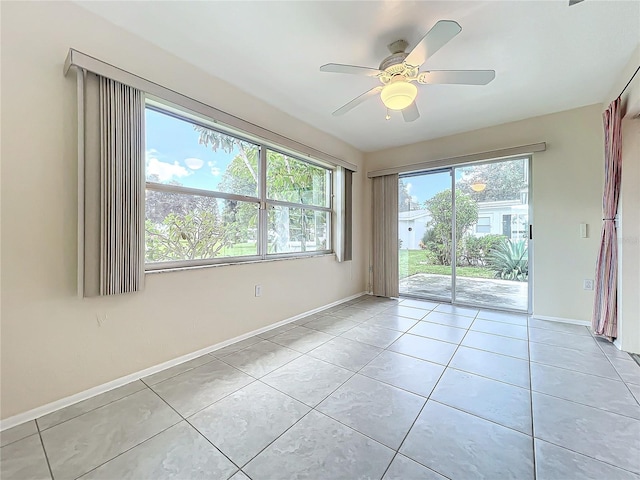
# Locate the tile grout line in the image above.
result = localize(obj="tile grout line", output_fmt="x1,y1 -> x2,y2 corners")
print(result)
235,354 -> 372,470
593,336 -> 640,400
378,308 -> 478,480
529,329 -> 640,476
141,378 -> 245,478
531,389 -> 640,421
389,338 -> 532,389
307,331 -> 404,479
0,428 -> 40,449
526,372 -> 640,419
427,398 -> 532,436
66,380 -> 212,479
529,436 -> 640,476
528,356 -> 629,381
63,382 -> 183,478
28,298 -> 635,480
215,340 -> 306,379
202,317 -> 394,472
237,316 -> 400,474
151,354 -> 335,477
34,421 -> 55,480
69,419 -> 183,480
527,314 -> 537,480
29,386 -> 196,480
34,383 -> 148,434
145,356 -> 220,386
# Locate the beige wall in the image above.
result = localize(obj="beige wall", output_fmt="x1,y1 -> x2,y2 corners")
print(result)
0,1 -> 366,419
607,46 -> 640,354
619,116 -> 640,354
365,104 -> 605,322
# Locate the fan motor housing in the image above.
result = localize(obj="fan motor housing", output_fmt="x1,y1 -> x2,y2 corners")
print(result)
379,52 -> 408,74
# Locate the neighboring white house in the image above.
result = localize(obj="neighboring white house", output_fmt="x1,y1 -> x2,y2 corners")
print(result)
399,199 -> 528,249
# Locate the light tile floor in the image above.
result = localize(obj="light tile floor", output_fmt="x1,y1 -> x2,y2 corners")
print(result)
2,295 -> 640,480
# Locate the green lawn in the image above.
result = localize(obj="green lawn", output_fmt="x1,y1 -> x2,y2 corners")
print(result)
218,242 -> 258,257
399,249 -> 495,280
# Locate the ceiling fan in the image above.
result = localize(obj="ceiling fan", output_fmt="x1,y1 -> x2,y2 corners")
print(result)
320,20 -> 495,122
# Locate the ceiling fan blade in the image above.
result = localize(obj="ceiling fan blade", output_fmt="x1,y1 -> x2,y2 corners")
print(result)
402,102 -> 420,122
320,63 -> 383,77
420,70 -> 496,85
404,20 -> 462,67
569,0 -> 584,5
332,86 -> 384,116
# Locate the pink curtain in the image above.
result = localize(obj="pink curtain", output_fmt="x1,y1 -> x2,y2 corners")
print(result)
592,97 -> 623,339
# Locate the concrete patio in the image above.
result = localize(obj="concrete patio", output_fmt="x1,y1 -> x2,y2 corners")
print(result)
400,273 -> 528,311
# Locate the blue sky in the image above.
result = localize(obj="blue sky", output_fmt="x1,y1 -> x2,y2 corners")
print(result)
147,107 -> 467,204
145,109 -> 252,192
401,169 -> 465,206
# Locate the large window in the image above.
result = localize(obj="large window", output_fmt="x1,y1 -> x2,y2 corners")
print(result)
266,150 -> 331,254
145,107 -> 333,268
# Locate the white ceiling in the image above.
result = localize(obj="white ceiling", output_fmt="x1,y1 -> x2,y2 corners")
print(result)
78,1 -> 639,152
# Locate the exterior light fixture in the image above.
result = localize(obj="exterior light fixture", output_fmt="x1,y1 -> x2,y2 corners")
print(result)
471,182 -> 486,192
381,79 -> 417,110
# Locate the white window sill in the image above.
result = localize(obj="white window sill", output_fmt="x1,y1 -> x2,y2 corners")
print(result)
145,252 -> 336,275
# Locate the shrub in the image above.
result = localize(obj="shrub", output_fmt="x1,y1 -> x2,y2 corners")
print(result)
489,238 -> 528,281
466,234 -> 506,266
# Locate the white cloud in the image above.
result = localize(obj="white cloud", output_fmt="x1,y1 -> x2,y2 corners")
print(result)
406,182 -> 413,192
146,154 -> 190,182
184,157 -> 204,170
210,166 -> 221,176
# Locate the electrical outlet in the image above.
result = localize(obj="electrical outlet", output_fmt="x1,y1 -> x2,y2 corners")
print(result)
255,285 -> 262,297
583,279 -> 594,290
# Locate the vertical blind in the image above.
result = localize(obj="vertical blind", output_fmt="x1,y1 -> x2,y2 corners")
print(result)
343,168 -> 354,262
98,77 -> 145,295
82,72 -> 145,296
372,174 -> 399,297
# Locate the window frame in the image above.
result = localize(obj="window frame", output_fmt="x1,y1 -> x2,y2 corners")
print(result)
264,147 -> 333,257
144,104 -> 334,271
475,216 -> 491,234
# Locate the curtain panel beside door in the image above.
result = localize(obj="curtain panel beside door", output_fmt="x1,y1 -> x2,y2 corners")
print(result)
372,174 -> 399,297
592,96 -> 623,339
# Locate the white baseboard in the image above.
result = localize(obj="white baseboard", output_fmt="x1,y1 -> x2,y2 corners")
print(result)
531,314 -> 590,327
0,291 -> 366,432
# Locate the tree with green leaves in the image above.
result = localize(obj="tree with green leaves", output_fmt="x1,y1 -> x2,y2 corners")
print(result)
197,126 -> 329,253
399,179 -> 419,212
457,160 -> 527,202
145,124 -> 330,262
145,194 -> 228,262
423,189 -> 478,266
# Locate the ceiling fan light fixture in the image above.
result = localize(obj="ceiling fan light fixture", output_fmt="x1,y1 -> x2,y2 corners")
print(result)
381,81 -> 417,110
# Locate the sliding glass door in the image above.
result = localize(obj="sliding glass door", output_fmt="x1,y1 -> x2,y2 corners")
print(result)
399,169 -> 452,302
398,157 -> 531,312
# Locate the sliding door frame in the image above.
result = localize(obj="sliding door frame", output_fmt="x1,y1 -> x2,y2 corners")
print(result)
451,168 -> 457,305
399,168 -> 454,303
399,154 -> 533,314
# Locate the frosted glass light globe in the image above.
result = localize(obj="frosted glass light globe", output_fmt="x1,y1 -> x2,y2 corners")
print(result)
381,81 -> 418,110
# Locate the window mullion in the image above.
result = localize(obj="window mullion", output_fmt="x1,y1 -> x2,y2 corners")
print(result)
146,181 -> 260,204
259,145 -> 268,259
265,199 -> 332,212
